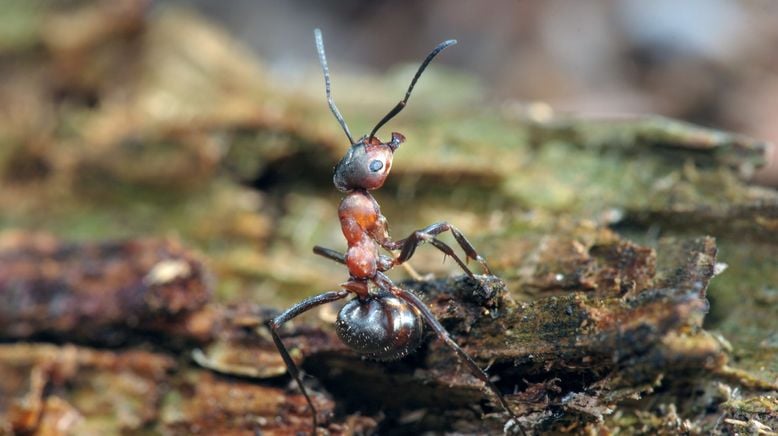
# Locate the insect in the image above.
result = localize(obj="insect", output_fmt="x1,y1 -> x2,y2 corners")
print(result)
266,29 -> 524,435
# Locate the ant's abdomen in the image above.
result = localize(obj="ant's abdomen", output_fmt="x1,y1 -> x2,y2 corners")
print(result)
336,292 -> 423,361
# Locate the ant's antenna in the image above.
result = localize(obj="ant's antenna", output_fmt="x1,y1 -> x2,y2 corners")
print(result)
369,39 -> 457,141
314,28 -> 355,145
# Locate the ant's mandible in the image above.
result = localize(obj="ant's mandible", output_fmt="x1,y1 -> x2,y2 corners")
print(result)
266,29 -> 525,435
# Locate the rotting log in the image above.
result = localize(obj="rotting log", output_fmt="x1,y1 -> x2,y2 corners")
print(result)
2,231 -> 775,434
296,236 -> 724,433
0,343 -> 376,435
0,232 -> 214,345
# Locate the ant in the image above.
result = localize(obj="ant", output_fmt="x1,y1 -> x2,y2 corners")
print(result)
266,29 -> 525,435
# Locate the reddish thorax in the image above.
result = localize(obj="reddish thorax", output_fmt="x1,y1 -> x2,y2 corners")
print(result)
338,190 -> 382,279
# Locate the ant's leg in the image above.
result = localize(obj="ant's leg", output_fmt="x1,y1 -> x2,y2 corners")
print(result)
428,238 -> 477,278
392,286 -> 526,436
387,222 -> 491,275
313,245 -> 346,265
391,235 -> 475,278
266,290 -> 350,433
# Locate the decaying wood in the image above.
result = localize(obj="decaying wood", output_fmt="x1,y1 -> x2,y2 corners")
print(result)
0,343 -> 174,435
2,231 -> 771,434
289,235 -> 725,433
0,232 -> 214,344
0,343 -> 376,435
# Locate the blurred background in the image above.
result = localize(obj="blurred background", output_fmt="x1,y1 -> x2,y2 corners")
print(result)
179,0 -> 778,185
0,0 -> 776,306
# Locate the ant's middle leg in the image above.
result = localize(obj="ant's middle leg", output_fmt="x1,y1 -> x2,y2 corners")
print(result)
266,290 -> 350,434
386,222 -> 491,276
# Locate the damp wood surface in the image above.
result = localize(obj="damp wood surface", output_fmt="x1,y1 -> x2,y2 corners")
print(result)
0,2 -> 777,435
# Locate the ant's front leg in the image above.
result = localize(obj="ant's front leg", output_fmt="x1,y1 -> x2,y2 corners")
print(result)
385,222 -> 491,278
266,290 -> 350,434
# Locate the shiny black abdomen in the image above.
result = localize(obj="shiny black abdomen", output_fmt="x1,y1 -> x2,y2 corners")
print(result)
336,292 -> 423,361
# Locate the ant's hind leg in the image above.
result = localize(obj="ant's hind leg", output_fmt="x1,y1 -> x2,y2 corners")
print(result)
392,286 -> 526,436
266,290 -> 350,434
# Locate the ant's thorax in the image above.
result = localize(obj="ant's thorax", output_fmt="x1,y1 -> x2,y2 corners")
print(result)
337,189 -> 386,279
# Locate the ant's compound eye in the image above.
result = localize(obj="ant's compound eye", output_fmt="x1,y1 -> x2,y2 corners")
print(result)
369,159 -> 384,172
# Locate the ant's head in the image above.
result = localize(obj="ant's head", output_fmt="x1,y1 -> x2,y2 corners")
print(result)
333,132 -> 404,191
314,29 -> 455,192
